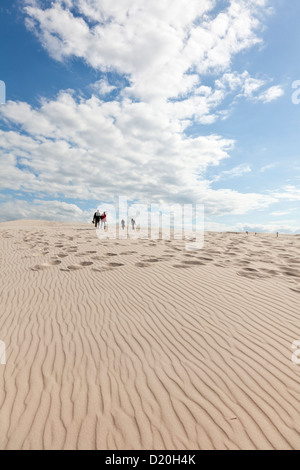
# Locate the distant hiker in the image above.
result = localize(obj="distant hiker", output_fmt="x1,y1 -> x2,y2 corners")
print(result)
93,209 -> 101,229
131,218 -> 136,230
121,219 -> 125,230
277,232 -> 279,238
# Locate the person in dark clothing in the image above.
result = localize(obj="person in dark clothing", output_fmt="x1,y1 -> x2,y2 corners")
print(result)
93,209 -> 101,229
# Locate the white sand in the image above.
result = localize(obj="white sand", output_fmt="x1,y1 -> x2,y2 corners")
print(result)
0,220 -> 300,449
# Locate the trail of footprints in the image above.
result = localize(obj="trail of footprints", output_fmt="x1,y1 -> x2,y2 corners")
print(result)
20,230 -> 128,272
9,229 -> 300,291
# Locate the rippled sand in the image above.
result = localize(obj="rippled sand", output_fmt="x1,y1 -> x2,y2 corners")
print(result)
0,220 -> 300,449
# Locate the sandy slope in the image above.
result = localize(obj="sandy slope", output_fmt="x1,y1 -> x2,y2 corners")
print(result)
0,220 -> 300,450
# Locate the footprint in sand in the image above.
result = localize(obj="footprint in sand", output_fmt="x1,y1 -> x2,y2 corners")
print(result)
143,258 -> 164,263
66,261 -> 93,270
57,253 -> 68,258
92,267 -> 113,273
135,262 -> 150,268
236,270 -> 269,279
235,260 -> 251,266
106,253 -> 118,257
31,260 -> 62,271
120,251 -> 137,255
282,270 -> 300,278
172,264 -> 192,268
107,262 -> 124,267
181,260 -> 205,266
260,269 -> 279,276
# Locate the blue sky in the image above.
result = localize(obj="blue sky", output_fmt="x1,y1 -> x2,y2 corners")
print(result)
0,0 -> 300,232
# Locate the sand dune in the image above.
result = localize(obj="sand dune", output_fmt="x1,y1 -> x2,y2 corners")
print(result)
0,220 -> 300,449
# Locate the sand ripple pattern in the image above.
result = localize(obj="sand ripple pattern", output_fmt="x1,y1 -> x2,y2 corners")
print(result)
0,222 -> 300,449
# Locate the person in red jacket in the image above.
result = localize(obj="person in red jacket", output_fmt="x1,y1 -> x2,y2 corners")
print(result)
101,212 -> 107,229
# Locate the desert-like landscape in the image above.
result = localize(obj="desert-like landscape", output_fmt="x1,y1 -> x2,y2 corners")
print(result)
0,220 -> 299,450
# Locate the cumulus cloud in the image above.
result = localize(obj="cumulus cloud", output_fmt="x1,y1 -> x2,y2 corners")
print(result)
92,79 -> 116,96
215,71 -> 284,104
0,90 -> 278,217
0,0 -> 283,222
23,0 -> 273,102
216,71 -> 265,97
0,198 -> 90,222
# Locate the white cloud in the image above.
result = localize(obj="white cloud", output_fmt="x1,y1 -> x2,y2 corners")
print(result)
216,71 -> 265,98
257,85 -> 284,103
92,79 -> 116,96
0,91 -> 277,218
0,0 -> 283,222
211,163 -> 251,182
24,0 -> 272,103
0,92 -> 237,205
271,185 -> 300,201
215,71 -> 284,106
260,163 -> 277,172
0,199 -> 90,222
271,210 -> 292,216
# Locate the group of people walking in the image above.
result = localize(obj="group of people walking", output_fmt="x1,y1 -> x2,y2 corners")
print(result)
120,218 -> 136,230
93,210 -> 107,229
93,210 -> 136,231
